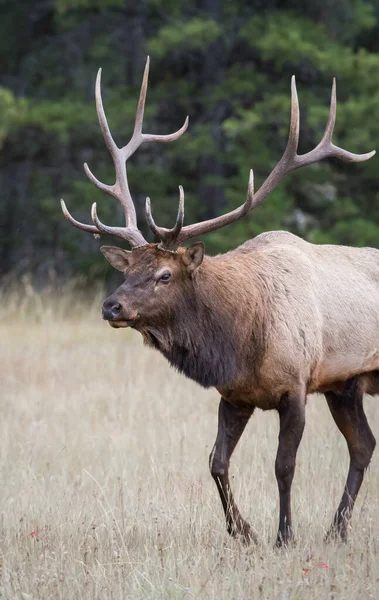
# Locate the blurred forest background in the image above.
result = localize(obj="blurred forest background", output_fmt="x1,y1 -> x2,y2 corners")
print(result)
1,0 -> 379,284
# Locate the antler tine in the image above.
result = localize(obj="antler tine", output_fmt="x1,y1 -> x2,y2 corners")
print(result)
175,186 -> 185,233
119,56 -> 150,162
148,171 -> 255,250
60,198 -> 148,246
61,57 -> 189,249
170,76 -> 375,246
323,77 -> 337,143
60,199 -> 100,235
121,56 -> 189,160
91,203 -> 147,247
283,76 -> 300,160
92,66 -> 138,228
141,116 -> 189,147
95,68 -> 118,155
245,169 -> 255,209
295,77 -> 376,166
83,162 -> 113,196
133,55 -> 149,139
145,186 -> 185,250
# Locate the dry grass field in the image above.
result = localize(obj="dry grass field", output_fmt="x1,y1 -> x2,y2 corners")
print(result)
0,285 -> 378,599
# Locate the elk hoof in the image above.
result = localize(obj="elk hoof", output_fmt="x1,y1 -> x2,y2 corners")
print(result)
324,526 -> 348,544
240,526 -> 259,546
275,531 -> 294,549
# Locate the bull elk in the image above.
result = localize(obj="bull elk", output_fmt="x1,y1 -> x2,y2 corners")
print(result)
61,57 -> 377,546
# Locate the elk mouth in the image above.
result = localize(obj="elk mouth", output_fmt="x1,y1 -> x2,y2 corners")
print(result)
108,316 -> 139,329
101,299 -> 139,328
108,320 -> 128,329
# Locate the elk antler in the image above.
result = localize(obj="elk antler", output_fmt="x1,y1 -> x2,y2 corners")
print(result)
148,77 -> 375,250
60,56 -> 189,248
145,185 -> 185,250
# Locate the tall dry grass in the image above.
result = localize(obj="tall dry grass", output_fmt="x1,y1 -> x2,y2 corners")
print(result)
0,286 -> 378,599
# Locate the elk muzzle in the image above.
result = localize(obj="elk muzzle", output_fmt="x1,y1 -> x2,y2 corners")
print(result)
102,295 -> 139,328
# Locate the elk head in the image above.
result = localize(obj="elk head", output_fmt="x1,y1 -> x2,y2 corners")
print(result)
60,57 -> 374,330
99,242 -> 205,330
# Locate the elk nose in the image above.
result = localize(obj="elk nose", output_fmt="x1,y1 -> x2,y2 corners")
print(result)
102,300 -> 121,321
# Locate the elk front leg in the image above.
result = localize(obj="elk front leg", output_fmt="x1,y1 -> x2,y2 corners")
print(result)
325,382 -> 376,541
275,393 -> 306,547
209,398 -> 257,543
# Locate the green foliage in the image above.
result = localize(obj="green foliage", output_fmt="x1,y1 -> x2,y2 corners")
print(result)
55,0 -> 124,13
0,88 -> 27,146
1,0 -> 379,282
26,99 -> 94,143
147,17 -> 222,58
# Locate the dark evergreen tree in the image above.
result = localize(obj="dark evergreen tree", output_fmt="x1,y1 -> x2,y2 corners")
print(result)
1,0 -> 379,281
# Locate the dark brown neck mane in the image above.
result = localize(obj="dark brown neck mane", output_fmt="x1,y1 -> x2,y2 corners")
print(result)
140,253 -> 265,388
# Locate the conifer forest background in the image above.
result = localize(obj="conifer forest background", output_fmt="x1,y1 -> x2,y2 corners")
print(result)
1,0 -> 379,283
2,4 -> 379,597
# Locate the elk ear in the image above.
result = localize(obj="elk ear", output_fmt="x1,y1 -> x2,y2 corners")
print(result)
100,246 -> 132,272
182,242 -> 205,274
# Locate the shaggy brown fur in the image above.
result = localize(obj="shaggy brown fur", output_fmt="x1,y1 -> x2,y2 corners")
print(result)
101,230 -> 378,545
61,57 -> 377,547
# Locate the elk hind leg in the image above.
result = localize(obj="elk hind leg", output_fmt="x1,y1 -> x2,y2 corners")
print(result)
275,392 -> 306,547
325,379 -> 376,541
209,398 -> 257,544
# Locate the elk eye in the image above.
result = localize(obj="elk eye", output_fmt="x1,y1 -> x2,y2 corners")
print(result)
159,271 -> 171,284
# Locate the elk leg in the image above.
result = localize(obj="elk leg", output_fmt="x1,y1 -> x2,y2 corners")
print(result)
275,393 -> 306,547
325,382 -> 376,541
209,398 -> 257,543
